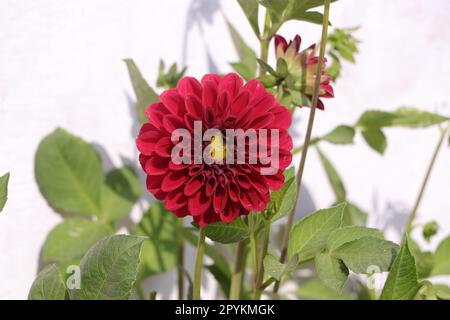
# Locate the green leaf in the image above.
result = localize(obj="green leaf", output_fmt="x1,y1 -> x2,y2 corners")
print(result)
326,226 -> 384,252
230,63 -> 256,82
134,202 -> 177,279
332,236 -> 399,274
35,128 -> 103,216
288,203 -> 346,262
256,59 -> 277,77
263,253 -> 296,281
100,166 -> 142,224
42,218 -> 113,264
432,236 -> 450,276
296,279 -> 354,300
156,60 -> 187,89
124,58 -> 159,124
433,284 -> 450,300
270,168 -> 297,222
316,147 -> 346,202
206,263 -> 232,298
28,264 -> 66,300
341,202 -> 368,226
322,125 -> 355,145
226,20 -> 257,81
315,252 -> 349,291
380,237 -> 420,300
202,218 -> 249,244
361,127 -> 387,155
408,239 -> 434,279
357,107 -> 449,129
237,0 -> 260,36
0,172 -> 10,213
70,235 -> 146,300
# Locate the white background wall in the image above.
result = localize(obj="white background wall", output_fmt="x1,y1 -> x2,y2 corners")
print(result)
1,0 -> 449,299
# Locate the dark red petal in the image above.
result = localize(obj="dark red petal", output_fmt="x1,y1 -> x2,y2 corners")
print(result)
154,136 -> 173,157
188,190 -> 211,216
144,157 -> 170,175
264,170 -> 285,190
161,170 -> 187,192
213,186 -> 227,213
274,34 -> 288,53
166,191 -> 187,211
184,174 -> 205,197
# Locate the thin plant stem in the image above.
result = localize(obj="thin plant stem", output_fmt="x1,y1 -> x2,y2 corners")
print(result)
176,218 -> 185,300
258,11 -> 271,76
229,240 -> 247,300
193,227 -> 206,300
273,0 -> 332,295
248,214 -> 259,284
254,220 -> 271,300
406,124 -> 450,233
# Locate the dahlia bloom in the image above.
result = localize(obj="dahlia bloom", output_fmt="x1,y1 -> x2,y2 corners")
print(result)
136,73 -> 292,226
274,34 -> 334,109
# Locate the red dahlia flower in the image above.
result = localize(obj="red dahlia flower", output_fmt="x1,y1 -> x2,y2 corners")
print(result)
274,34 -> 334,109
136,73 -> 293,226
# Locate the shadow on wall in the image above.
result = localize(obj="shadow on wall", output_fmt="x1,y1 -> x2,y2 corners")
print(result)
181,0 -> 221,73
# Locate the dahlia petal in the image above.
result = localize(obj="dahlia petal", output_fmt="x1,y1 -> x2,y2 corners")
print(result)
184,174 -> 205,197
185,95 -> 203,118
166,191 -> 187,211
249,113 -> 274,129
144,157 -> 170,175
220,205 -> 240,223
154,136 -> 173,157
173,208 -> 189,218
201,74 -> 221,86
205,177 -> 217,197
213,186 -> 227,213
202,80 -> 218,109
236,174 -> 251,189
274,35 -> 288,54
160,89 -> 185,116
177,77 -> 202,98
188,190 -> 211,216
146,174 -> 164,194
218,73 -> 243,100
230,90 -> 250,115
227,182 -> 240,202
162,114 -> 185,133
161,170 -> 187,192
264,170 -> 285,190
269,104 -> 291,129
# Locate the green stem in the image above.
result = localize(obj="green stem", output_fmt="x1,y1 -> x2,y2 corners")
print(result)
273,0 -> 332,296
248,214 -> 259,284
405,124 -> 450,233
229,240 -> 247,300
193,227 -> 206,300
258,11 -> 271,76
254,220 -> 271,300
176,218 -> 185,300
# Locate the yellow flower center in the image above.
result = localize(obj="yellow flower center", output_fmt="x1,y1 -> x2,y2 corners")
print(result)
210,135 -> 226,162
